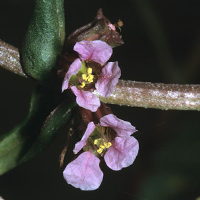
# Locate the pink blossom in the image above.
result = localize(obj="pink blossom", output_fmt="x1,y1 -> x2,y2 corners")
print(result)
63,151 -> 103,191
100,114 -> 137,137
62,40 -> 121,112
63,114 -> 139,190
104,136 -> 139,171
95,62 -> 121,97
100,114 -> 139,170
108,23 -> 116,31
71,86 -> 100,112
61,58 -> 82,92
73,122 -> 95,154
74,40 -> 112,66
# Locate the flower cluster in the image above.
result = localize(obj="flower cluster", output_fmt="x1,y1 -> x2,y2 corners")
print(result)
63,114 -> 139,190
61,19 -> 139,190
62,40 -> 121,112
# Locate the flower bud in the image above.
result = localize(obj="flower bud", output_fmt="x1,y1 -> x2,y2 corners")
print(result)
64,9 -> 124,53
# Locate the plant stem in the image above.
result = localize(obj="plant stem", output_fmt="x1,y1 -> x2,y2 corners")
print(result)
1,39 -> 200,110
0,39 -> 27,78
95,80 -> 200,111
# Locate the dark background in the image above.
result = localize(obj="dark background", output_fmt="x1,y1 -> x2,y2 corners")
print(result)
0,0 -> 200,200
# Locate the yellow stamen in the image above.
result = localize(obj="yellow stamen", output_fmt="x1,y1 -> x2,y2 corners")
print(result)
87,68 -> 92,74
80,68 -> 94,88
94,139 -> 99,145
94,139 -> 112,154
80,82 -> 86,88
97,148 -> 104,154
87,74 -> 94,83
82,74 -> 87,81
100,145 -> 105,149
104,142 -> 112,148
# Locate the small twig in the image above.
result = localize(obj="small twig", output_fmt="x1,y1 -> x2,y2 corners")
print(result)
95,80 -> 200,111
0,39 -> 27,78
59,127 -> 73,169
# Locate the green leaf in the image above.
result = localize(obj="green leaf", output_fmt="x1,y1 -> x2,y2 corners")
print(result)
0,85 -> 53,175
0,84 -> 74,175
20,101 -> 76,163
22,0 -> 65,83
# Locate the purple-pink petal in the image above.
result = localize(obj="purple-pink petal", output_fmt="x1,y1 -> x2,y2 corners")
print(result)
73,122 -> 95,154
100,114 -> 136,138
71,86 -> 100,112
108,23 -> 116,31
74,40 -> 113,66
104,136 -> 139,171
95,62 -> 121,97
62,58 -> 82,92
63,151 -> 103,191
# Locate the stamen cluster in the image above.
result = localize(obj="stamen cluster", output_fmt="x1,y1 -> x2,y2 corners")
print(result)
80,67 -> 94,88
94,138 -> 112,154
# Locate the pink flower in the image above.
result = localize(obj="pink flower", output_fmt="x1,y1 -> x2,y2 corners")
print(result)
95,62 -> 121,97
100,114 -> 139,171
62,40 -> 121,112
73,122 -> 95,154
63,151 -> 103,191
63,122 -> 102,191
63,114 -> 139,190
104,136 -> 139,171
70,87 -> 100,113
100,114 -> 137,138
74,40 -> 112,66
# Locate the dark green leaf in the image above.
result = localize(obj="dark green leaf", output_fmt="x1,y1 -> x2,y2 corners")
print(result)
22,0 -> 65,83
0,85 -> 57,175
20,101 -> 76,163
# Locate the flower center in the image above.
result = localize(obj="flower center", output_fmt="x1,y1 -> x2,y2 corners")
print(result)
94,138 -> 112,154
80,67 -> 94,88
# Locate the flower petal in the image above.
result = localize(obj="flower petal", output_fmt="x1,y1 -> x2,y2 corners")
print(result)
100,114 -> 136,137
71,86 -> 100,112
108,23 -> 116,31
95,62 -> 121,97
104,136 -> 139,171
62,58 -> 82,92
74,40 -> 113,66
73,122 -> 95,154
63,151 -> 103,191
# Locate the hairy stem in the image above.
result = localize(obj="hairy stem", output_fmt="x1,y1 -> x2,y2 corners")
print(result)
1,39 -> 200,110
95,80 -> 200,111
0,39 -> 27,78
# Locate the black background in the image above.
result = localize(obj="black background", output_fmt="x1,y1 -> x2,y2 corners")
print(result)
0,0 -> 200,200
